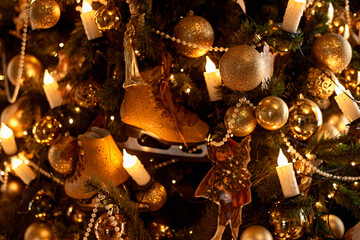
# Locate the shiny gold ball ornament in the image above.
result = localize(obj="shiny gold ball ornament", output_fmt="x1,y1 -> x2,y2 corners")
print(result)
28,192 -> 54,221
219,45 -> 265,91
305,1 -> 334,25
324,112 -> 349,134
328,16 -> 349,39
24,222 -> 54,240
74,81 -> 100,108
224,104 -> 257,137
255,96 -> 289,130
311,33 -> 352,73
321,214 -> 345,239
340,66 -> 360,93
307,67 -> 335,99
173,15 -> 214,58
136,181 -> 167,212
289,98 -> 323,140
32,116 -> 62,145
95,4 -> 121,31
7,54 -> 42,86
2,179 -> 25,201
94,212 -> 128,240
148,218 -> 174,240
48,134 -> 78,175
1,97 -> 41,137
269,200 -> 310,239
29,0 -> 61,30
240,225 -> 273,240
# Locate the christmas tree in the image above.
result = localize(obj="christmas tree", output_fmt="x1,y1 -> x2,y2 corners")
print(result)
0,0 -> 360,239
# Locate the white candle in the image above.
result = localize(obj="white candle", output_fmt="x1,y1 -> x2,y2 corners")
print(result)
11,155 -> 36,185
80,1 -> 102,40
203,56 -> 222,101
282,0 -> 306,33
261,45 -> 276,90
0,123 -> 17,155
123,150 -> 151,186
43,69 -> 63,109
276,149 -> 300,198
334,80 -> 360,123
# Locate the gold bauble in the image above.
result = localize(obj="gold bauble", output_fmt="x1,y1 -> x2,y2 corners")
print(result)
312,33 -> 352,73
224,104 -> 257,137
2,179 -> 25,201
148,218 -> 174,240
173,15 -> 214,58
240,225 -> 273,240
1,97 -> 41,137
136,181 -> 167,212
74,81 -> 100,108
269,201 -> 310,240
29,0 -> 61,30
289,98 -> 323,140
94,212 -> 128,240
95,4 -> 121,31
32,116 -> 62,145
340,66 -> 360,95
313,123 -> 340,141
324,112 -> 349,134
66,205 -> 89,224
7,54 -> 42,86
307,67 -> 335,99
48,134 -> 77,175
304,1 -> 334,25
24,222 -> 54,240
255,96 -> 289,130
220,45 -> 265,91
28,192 -> 54,221
321,214 -> 345,239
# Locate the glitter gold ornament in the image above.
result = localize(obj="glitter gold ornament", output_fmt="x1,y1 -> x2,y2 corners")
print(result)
307,67 -> 335,99
7,54 -> 42,86
311,33 -> 352,73
74,81 -> 100,108
95,2 -> 121,31
269,200 -> 310,239
255,96 -> 289,130
2,179 -> 25,201
28,191 -> 54,221
48,134 -> 78,175
136,181 -> 167,212
239,225 -> 273,240
32,116 -> 62,145
220,45 -> 265,92
321,214 -> 345,239
328,16 -> 350,39
29,0 -> 61,30
148,218 -> 173,240
24,222 -> 54,240
224,105 -> 257,137
304,1 -> 334,25
94,212 -> 128,240
173,15 -> 214,58
1,97 -> 41,137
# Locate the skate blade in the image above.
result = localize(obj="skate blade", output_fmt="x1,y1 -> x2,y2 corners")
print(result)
122,136 -> 208,159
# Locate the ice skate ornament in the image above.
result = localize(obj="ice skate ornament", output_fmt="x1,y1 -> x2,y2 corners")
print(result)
195,136 -> 252,240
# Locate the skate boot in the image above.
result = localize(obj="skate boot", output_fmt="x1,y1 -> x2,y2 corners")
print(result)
65,127 -> 129,199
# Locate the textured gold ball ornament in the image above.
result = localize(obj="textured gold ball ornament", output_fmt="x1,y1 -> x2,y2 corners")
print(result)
173,15 -> 214,58
24,222 -> 54,240
311,33 -> 352,73
74,81 -> 100,108
32,116 -> 62,145
219,45 -> 265,91
2,179 -> 25,201
224,105 -> 257,137
304,1 -> 334,25
269,201 -> 310,239
136,181 -> 167,212
307,67 -> 335,99
95,4 -> 121,31
321,214 -> 345,239
29,0 -> 61,30
148,218 -> 174,240
7,54 -> 42,86
1,97 -> 41,137
94,212 -> 128,240
48,134 -> 78,175
289,98 -> 323,141
255,96 -> 289,130
240,225 -> 273,240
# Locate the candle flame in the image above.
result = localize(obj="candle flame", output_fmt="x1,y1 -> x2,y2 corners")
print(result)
205,56 -> 216,72
82,1 -> 92,13
334,77 -> 346,95
123,149 -> 138,168
11,158 -> 23,170
0,123 -> 13,139
44,69 -> 54,85
277,149 -> 288,166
